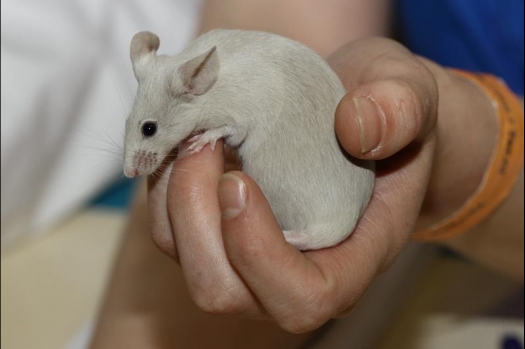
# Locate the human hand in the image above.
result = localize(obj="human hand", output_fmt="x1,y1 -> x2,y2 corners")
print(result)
147,38 -> 490,333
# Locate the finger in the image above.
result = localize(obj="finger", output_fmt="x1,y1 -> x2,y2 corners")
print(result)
219,171 -> 384,333
148,160 -> 178,260
219,171 -> 337,332
329,38 -> 438,160
167,141 -> 258,315
219,171 -> 389,333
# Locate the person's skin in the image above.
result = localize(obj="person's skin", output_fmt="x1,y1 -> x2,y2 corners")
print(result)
89,184 -> 317,349
197,0 -> 393,58
90,1 -> 524,347
442,169 -> 524,279
145,38 -> 523,333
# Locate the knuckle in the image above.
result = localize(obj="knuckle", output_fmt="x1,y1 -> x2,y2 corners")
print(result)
278,311 -> 330,334
374,78 -> 425,140
191,286 -> 245,315
386,78 -> 421,109
277,287 -> 335,334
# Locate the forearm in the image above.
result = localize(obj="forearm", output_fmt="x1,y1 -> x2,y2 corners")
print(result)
416,58 -> 524,280
444,170 -> 524,280
441,97 -> 524,280
198,0 -> 393,57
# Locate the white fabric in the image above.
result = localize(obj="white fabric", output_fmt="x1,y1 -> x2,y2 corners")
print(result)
1,0 -> 201,249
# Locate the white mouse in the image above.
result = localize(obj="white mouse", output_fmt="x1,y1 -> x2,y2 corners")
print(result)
123,29 -> 375,250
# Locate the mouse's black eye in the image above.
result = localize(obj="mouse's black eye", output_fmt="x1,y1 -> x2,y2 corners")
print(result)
142,122 -> 157,137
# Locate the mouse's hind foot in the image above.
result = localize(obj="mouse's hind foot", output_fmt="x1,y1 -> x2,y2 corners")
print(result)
283,230 -> 312,251
283,223 -> 351,251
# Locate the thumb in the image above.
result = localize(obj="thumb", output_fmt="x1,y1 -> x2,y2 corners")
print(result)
335,77 -> 437,160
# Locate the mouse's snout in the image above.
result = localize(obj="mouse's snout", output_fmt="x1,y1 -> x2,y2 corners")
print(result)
123,167 -> 138,178
123,150 -> 159,178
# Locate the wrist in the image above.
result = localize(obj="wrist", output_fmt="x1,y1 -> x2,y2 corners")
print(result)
415,59 -> 499,230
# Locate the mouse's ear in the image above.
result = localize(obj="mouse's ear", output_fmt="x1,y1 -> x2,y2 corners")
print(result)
178,46 -> 219,95
130,31 -> 160,81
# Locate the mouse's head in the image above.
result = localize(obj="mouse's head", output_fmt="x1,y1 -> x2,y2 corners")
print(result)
123,31 -> 219,178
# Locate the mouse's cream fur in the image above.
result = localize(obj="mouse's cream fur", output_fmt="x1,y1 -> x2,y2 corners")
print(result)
124,29 -> 375,250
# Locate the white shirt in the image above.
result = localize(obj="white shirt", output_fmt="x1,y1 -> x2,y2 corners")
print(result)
1,0 -> 201,249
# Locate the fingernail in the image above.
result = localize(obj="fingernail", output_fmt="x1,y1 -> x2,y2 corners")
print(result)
353,97 -> 383,154
218,174 -> 246,219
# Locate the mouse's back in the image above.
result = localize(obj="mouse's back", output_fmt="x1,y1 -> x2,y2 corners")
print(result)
176,29 -> 343,101
182,30 -> 375,250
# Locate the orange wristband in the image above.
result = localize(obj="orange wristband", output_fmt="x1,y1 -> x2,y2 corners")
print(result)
412,70 -> 524,242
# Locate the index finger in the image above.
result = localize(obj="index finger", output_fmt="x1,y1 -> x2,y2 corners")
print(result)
167,141 -> 257,313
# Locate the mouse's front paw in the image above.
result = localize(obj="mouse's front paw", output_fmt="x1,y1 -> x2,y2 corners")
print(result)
187,131 -> 219,154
